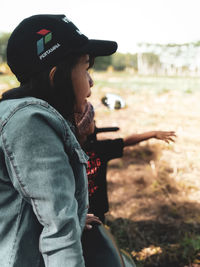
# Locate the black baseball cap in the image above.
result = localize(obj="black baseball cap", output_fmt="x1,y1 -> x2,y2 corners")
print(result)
7,14 -> 118,83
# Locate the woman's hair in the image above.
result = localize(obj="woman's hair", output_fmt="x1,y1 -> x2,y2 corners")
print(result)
2,54 -> 94,122
30,54 -> 80,120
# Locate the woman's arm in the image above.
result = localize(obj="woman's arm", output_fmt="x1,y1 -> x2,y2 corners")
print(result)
3,104 -> 86,267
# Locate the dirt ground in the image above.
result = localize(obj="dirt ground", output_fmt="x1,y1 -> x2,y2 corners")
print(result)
89,74 -> 200,267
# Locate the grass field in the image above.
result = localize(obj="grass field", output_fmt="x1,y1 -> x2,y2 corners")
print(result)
91,72 -> 200,267
1,72 -> 200,266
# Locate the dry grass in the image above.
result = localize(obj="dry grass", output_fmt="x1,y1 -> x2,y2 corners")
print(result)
89,72 -> 200,266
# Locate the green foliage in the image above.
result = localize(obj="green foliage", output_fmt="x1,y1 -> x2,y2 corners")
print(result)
93,53 -> 138,71
112,53 -> 127,71
126,53 -> 138,69
112,53 -> 138,71
142,52 -> 160,66
181,235 -> 200,260
0,32 -> 10,63
93,56 -> 112,70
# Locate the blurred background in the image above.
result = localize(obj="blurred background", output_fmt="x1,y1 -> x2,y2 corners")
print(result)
1,1 -> 200,266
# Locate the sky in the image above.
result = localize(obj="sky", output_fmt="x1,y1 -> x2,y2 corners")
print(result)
1,0 -> 200,53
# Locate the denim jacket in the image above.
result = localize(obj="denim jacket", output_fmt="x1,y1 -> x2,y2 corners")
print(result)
0,97 -> 89,267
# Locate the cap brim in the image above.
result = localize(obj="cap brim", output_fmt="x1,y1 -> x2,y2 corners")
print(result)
80,39 -> 118,57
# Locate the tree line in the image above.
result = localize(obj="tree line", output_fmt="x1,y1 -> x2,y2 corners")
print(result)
1,32 -> 200,76
0,32 -> 139,71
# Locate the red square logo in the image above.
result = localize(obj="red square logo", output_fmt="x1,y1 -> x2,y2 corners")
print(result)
37,29 -> 50,35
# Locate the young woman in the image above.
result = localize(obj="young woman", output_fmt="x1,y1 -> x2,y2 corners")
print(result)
0,14 -> 117,267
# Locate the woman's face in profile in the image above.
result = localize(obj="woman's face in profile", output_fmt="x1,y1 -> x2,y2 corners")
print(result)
72,54 -> 93,113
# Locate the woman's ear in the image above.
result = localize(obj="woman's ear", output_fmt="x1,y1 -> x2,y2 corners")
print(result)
49,66 -> 57,87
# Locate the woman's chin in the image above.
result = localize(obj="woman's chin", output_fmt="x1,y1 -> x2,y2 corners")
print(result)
74,102 -> 87,114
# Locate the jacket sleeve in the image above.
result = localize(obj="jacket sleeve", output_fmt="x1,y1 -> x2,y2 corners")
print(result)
2,104 -> 86,267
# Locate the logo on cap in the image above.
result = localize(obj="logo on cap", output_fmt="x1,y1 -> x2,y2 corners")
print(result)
62,16 -> 71,23
37,29 -> 52,55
